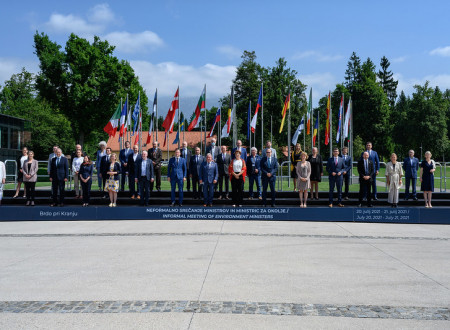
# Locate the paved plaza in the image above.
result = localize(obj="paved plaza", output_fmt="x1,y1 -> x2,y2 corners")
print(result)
0,219 -> 449,329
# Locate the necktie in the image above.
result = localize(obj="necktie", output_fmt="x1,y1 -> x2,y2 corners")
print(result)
176,158 -> 179,166
365,160 -> 368,174
335,158 -> 337,166
196,156 -> 198,164
268,158 -> 271,167
56,158 -> 60,166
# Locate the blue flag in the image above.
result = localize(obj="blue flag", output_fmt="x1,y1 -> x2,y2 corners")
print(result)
131,94 -> 140,136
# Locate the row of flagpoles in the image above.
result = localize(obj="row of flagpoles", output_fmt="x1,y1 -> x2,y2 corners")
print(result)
103,85 -> 353,160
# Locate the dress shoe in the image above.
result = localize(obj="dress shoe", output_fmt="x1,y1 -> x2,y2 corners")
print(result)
26,201 -> 30,206
344,197 -> 349,201
358,204 -> 362,207
179,204 -> 183,207
373,197 -> 378,201
413,197 -> 418,201
218,196 -> 222,200
338,203 -> 344,207
225,195 -> 230,200
170,202 -> 175,207
30,201 -> 35,206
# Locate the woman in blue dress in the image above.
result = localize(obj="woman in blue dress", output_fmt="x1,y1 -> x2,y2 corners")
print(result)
420,151 -> 436,208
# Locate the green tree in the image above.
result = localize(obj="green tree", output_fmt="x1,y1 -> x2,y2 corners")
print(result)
344,52 -> 361,89
377,56 -> 398,106
0,68 -> 73,158
33,32 -> 148,147
391,91 -> 411,158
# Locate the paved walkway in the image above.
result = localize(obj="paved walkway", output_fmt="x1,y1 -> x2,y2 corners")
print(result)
0,220 -> 449,329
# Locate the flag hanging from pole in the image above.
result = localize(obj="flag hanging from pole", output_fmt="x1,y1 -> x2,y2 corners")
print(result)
173,113 -> 185,144
221,108 -> 233,138
250,86 -> 262,133
247,102 -> 251,140
336,95 -> 343,143
313,111 -> 319,146
307,88 -> 312,135
162,87 -> 179,133
124,99 -> 132,135
134,98 -> 142,146
131,95 -> 140,136
325,92 -> 331,145
343,98 -> 351,140
103,103 -> 121,137
187,85 -> 206,131
279,92 -> 290,133
163,131 -> 168,147
119,99 -> 128,137
207,108 -> 221,138
146,90 -> 157,144
291,116 -> 305,145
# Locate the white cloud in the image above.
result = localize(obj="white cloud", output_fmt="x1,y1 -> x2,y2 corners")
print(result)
88,3 -> 115,24
130,60 -> 236,99
292,51 -> 343,62
392,56 -> 407,63
44,13 -> 105,36
429,46 -> 450,57
395,73 -> 450,96
216,45 -> 242,59
103,31 -> 164,53
0,58 -> 39,86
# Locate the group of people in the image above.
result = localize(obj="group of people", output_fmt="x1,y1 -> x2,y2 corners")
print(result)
2,139 -> 436,209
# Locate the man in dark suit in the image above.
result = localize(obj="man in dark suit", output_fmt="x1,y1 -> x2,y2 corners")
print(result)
341,147 -> 353,200
231,140 -> 247,161
168,148 -> 187,206
99,147 -> 112,198
135,150 -> 155,206
127,145 -> 141,199
403,149 -> 419,201
358,151 -> 374,207
190,147 -> 205,199
246,147 -> 262,200
217,145 -> 231,200
200,153 -> 218,206
180,141 -> 192,191
261,149 -> 278,207
50,148 -> 69,207
148,141 -> 162,192
326,147 -> 345,207
119,141 -> 133,192
205,138 -> 220,161
359,142 -> 380,200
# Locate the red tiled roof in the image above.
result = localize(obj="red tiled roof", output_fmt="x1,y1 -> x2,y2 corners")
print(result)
107,131 -> 218,152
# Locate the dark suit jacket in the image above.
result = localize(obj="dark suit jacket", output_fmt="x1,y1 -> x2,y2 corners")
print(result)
168,157 -> 187,180
148,148 -> 162,169
135,159 -> 155,181
360,150 -> 380,172
206,145 -> 220,160
231,147 -> 248,161
190,154 -> 205,178
105,162 -> 121,180
127,153 -> 142,175
357,159 -> 374,183
79,163 -> 94,180
217,152 -> 231,176
50,156 -> 69,181
261,156 -> 278,181
402,157 -> 419,178
246,155 -> 261,176
100,154 -> 112,176
201,161 -> 219,184
119,148 -> 133,173
341,154 -> 353,174
180,148 -> 192,170
326,157 -> 345,176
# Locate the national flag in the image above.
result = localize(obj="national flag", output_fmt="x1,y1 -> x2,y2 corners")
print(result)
103,103 -> 121,137
250,86 -> 263,133
291,116 -> 305,145
187,85 -> 206,131
124,100 -> 132,135
279,92 -> 290,133
134,102 -> 142,146
336,95 -> 344,143
119,99 -> 128,137
173,113 -> 185,145
325,92 -> 331,145
343,98 -> 351,140
131,95 -> 140,136
146,90 -> 157,144
162,87 -> 179,133
221,108 -> 233,138
207,108 -> 221,138
307,88 -> 312,135
313,111 -> 319,146
163,131 -> 167,147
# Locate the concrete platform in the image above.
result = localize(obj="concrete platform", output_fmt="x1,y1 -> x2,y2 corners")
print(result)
0,220 -> 449,329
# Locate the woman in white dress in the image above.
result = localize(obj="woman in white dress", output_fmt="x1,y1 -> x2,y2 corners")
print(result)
385,153 -> 403,207
0,160 -> 6,205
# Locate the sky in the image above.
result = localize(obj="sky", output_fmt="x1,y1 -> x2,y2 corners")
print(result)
1,0 -> 450,117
